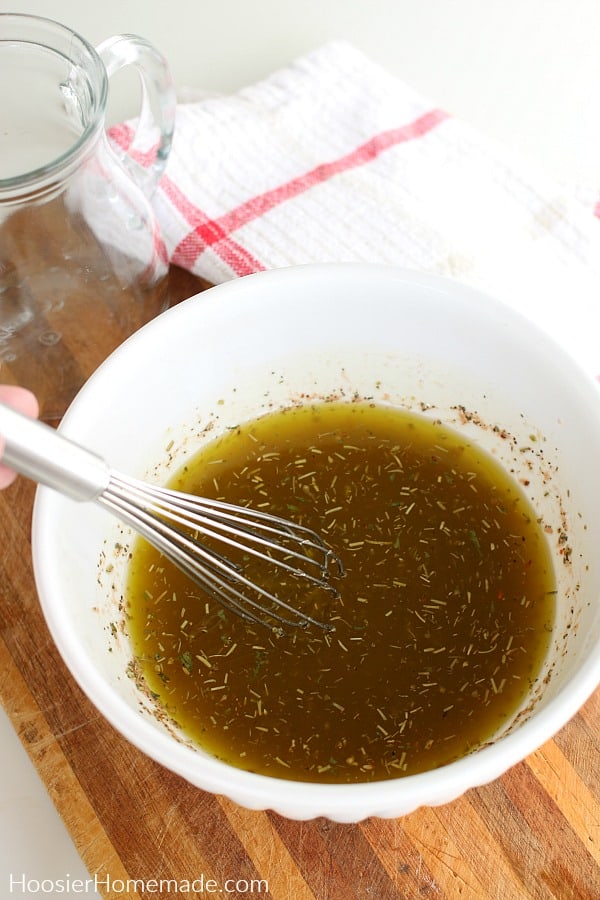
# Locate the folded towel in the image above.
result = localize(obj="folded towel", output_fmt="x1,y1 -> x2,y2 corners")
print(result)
110,41 -> 600,376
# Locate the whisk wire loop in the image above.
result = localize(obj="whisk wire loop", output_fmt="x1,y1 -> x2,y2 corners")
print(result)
114,477 -> 337,583
102,473 -> 341,631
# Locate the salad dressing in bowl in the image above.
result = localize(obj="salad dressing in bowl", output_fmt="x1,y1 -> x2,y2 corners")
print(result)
126,401 -> 555,782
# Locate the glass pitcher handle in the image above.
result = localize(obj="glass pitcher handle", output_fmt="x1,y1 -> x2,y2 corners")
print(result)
97,34 -> 176,198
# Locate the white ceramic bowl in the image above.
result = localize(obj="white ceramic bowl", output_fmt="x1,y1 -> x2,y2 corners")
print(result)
32,264 -> 600,822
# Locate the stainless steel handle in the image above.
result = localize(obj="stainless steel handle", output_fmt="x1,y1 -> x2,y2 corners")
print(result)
0,403 -> 110,501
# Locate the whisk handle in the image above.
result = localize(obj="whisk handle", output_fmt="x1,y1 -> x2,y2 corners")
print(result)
0,402 -> 110,501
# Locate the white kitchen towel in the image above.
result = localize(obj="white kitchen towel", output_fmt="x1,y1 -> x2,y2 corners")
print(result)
110,41 -> 600,375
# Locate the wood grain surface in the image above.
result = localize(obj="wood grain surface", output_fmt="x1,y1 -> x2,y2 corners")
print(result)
0,266 -> 598,900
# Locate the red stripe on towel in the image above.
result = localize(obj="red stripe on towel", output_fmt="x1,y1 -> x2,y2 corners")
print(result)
109,124 -> 264,276
162,178 -> 266,275
172,107 -> 449,275
108,123 -> 160,168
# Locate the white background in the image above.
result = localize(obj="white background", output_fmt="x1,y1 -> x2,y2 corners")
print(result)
11,0 -> 600,186
3,0 -> 600,894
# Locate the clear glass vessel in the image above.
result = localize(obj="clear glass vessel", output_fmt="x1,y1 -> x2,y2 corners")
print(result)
0,14 -> 175,419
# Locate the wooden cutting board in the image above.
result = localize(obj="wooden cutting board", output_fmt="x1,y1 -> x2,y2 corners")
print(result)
0,266 -> 598,900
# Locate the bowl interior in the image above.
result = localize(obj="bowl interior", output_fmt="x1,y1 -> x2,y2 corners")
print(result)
32,264 -> 600,819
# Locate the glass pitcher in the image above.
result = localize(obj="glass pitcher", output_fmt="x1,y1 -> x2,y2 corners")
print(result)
0,14 -> 176,420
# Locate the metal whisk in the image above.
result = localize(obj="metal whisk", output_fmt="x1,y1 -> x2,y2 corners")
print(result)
0,403 -> 342,631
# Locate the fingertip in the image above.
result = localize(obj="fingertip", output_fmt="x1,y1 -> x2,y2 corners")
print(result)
0,385 -> 39,419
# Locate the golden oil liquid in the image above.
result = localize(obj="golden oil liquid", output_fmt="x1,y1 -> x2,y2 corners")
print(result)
126,402 -> 555,783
